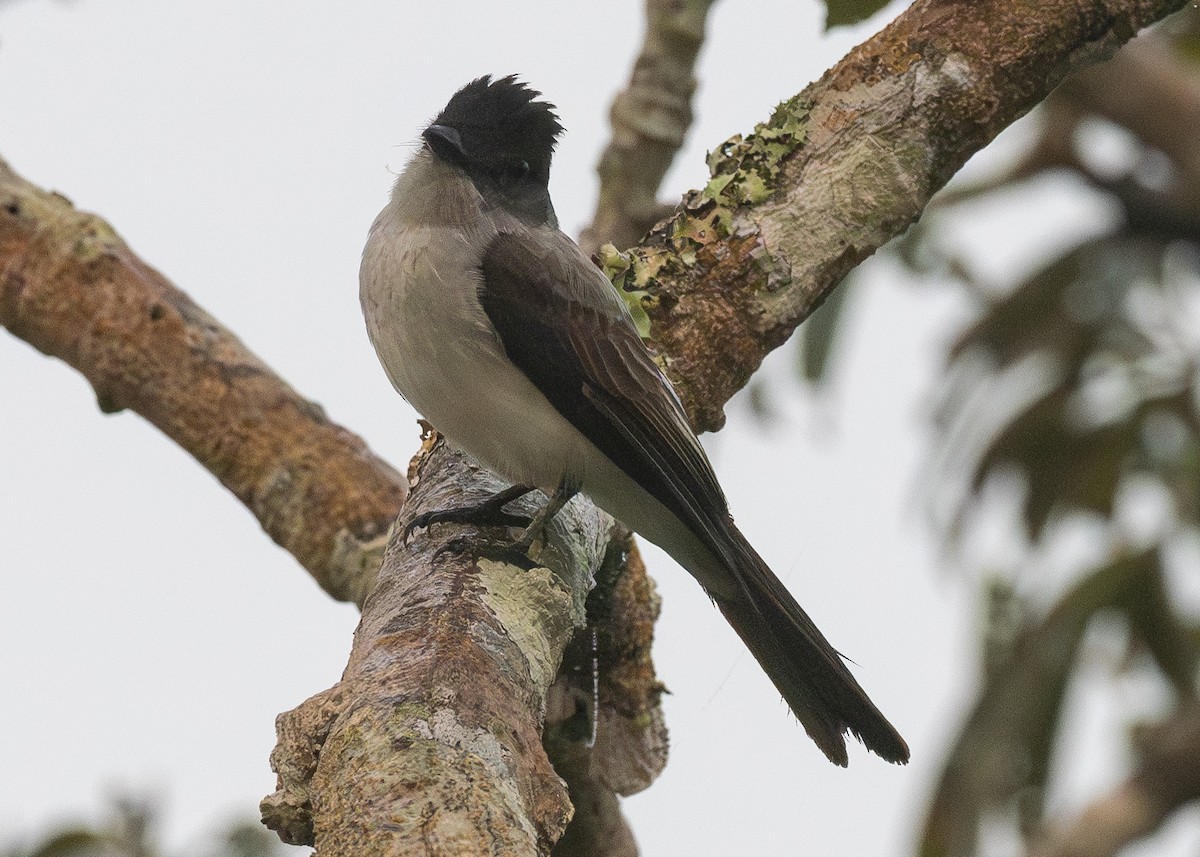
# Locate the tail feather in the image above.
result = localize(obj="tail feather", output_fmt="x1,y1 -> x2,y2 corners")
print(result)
713,523 -> 909,766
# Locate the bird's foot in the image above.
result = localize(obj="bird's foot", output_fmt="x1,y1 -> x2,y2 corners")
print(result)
433,534 -> 540,570
402,483 -> 536,544
408,476 -> 581,570
511,475 -> 580,551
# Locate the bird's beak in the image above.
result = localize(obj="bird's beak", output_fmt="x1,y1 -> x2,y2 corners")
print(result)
422,124 -> 467,164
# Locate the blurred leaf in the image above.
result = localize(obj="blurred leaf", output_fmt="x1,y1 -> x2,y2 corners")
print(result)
823,0 -> 893,29
981,578 -> 1026,682
949,238 -> 1168,370
0,803 -> 282,857
918,548 -> 1160,857
968,384 -> 1197,540
213,822 -> 285,857
15,830 -> 113,857
744,376 -> 778,423
950,248 -> 1089,368
1168,5 -> 1200,63
1123,558 -> 1199,697
973,384 -> 1127,538
1164,433 -> 1200,522
935,234 -> 1200,542
796,277 -> 854,386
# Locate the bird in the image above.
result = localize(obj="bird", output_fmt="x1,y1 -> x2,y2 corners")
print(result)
359,75 -> 908,766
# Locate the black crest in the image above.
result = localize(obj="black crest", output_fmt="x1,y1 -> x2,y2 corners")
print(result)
425,75 -> 562,186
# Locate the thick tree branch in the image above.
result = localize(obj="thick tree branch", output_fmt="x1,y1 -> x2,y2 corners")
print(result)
262,437 -> 616,854
605,0 -> 1188,432
0,158 -> 404,606
261,433 -> 667,856
2,2 -> 1189,855
578,0 -> 718,256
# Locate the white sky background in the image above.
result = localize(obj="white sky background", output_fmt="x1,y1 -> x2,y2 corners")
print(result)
3,1 -> 1192,855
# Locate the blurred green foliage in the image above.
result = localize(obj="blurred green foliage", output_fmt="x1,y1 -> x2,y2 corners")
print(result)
822,0 -> 893,29
1,797 -> 290,857
794,8 -> 1200,856
898,11 -> 1199,856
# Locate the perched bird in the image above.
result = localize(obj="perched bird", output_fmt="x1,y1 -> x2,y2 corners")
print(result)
359,75 -> 908,766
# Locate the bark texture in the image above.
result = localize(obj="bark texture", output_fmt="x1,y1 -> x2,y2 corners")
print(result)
261,437 -> 615,854
602,0 -> 1189,432
0,158 -> 403,606
1,1 -> 1189,855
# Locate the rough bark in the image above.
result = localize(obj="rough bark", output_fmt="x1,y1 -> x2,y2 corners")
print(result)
545,538 -> 667,857
601,0 -> 1189,433
261,437 -> 614,854
260,433 -> 668,857
1,1 -> 1189,855
578,0 -> 718,257
0,158 -> 403,606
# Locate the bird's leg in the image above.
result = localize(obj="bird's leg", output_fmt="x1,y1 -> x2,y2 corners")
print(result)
402,482 -> 536,543
513,475 -> 580,551
412,477 -> 579,568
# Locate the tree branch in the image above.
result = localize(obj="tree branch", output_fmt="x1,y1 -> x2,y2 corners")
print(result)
0,158 -> 404,607
605,0 -> 1188,433
2,1 -> 1188,854
578,0 -> 718,256
261,437 -> 616,854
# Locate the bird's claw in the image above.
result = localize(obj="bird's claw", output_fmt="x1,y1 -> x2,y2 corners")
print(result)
401,484 -> 538,545
432,534 -> 539,570
402,506 -> 532,544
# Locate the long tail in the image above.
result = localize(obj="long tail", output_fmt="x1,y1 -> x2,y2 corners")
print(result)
712,521 -> 909,767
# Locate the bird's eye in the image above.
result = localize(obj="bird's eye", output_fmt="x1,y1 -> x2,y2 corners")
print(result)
498,159 -> 530,183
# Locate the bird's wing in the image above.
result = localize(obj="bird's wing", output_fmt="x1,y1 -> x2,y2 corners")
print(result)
478,229 -> 911,766
477,228 -> 729,544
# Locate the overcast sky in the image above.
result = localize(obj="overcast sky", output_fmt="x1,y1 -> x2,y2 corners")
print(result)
4,1 -> 1189,855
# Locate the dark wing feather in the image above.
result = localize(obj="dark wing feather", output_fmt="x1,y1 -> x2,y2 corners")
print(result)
478,230 -> 727,540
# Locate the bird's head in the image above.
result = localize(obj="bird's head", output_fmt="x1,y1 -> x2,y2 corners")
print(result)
423,75 -> 563,196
